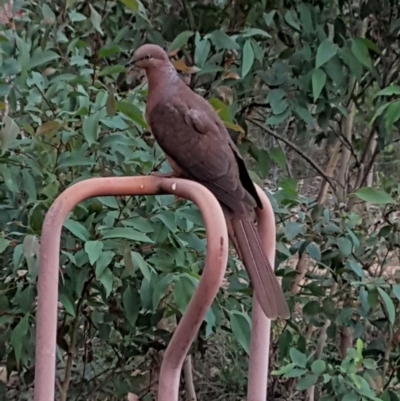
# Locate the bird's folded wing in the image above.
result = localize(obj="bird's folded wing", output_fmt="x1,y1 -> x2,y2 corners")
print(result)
148,100 -> 252,213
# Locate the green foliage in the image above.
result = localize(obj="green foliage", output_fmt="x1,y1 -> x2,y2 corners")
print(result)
0,0 -> 400,400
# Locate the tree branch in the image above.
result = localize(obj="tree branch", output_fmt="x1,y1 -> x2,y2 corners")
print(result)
247,118 -> 339,192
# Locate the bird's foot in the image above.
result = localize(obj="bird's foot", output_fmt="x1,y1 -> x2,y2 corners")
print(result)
150,171 -> 177,178
150,170 -> 184,202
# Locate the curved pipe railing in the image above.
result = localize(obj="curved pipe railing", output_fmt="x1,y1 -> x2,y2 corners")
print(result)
34,176 -> 229,401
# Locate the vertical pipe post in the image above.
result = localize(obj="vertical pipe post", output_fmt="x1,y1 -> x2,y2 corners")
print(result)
247,186 -> 279,401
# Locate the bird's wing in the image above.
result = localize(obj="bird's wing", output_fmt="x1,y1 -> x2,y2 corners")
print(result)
148,99 -> 254,214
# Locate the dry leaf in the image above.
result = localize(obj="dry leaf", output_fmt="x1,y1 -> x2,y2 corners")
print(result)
216,86 -> 233,105
171,59 -> 200,74
168,49 -> 179,58
222,72 -> 240,80
106,90 -> 116,116
42,67 -> 56,77
36,121 -> 61,137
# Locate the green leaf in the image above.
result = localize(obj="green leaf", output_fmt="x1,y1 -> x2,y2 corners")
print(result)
241,40 -> 254,78
346,260 -> 365,278
337,237 -> 352,256
118,0 -> 139,12
293,105 -> 314,125
315,39 -> 338,68
383,101 -> 400,131
230,310 -> 251,354
392,284 -> 400,301
248,170 -> 263,187
306,242 -> 321,261
84,241 -> 104,265
98,46 -> 121,59
0,238 -> 10,253
174,274 -> 197,313
284,10 -> 301,31
194,34 -> 211,67
284,368 -> 307,378
289,348 -> 307,367
357,340 -> 365,356
11,314 -> 29,363
363,358 -> 377,370
152,211 -> 176,232
267,89 -> 287,115
377,287 -> 395,325
22,235 -> 39,259
169,31 -> 194,52
311,360 -> 326,375
122,285 -> 140,326
68,10 -> 87,22
271,362 -> 297,376
269,147 -> 286,169
98,267 -> 113,297
375,85 -> 400,97
59,293 -> 76,317
102,227 -> 153,243
241,28 -> 271,38
82,112 -> 100,146
303,300 -> 321,315
42,3 -> 56,24
89,4 -> 104,35
295,374 -> 318,391
351,38 -> 372,69
0,116 -> 19,151
57,155 -> 96,168
99,65 -> 126,76
22,169 -> 37,203
342,391 -> 359,401
30,50 -> 60,69
95,251 -> 115,277
284,222 -> 304,240
312,68 -> 327,102
353,187 -> 395,205
131,251 -> 151,280
370,102 -> 391,126
206,30 -> 239,50
63,219 -> 89,241
152,274 -> 174,309
116,101 -> 147,128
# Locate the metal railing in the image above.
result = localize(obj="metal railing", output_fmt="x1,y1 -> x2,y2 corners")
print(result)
33,176 -> 275,401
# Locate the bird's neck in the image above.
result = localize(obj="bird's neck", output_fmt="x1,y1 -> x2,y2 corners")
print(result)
146,64 -> 179,93
145,64 -> 180,114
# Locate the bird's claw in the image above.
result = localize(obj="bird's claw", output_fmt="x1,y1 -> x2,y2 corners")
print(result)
150,171 -> 176,178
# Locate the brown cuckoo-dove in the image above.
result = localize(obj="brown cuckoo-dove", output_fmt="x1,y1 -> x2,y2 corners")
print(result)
127,44 -> 289,320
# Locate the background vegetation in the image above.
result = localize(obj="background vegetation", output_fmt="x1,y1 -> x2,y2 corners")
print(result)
1,0 -> 400,400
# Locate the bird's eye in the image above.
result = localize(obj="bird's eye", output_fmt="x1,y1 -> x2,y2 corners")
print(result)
146,54 -> 152,59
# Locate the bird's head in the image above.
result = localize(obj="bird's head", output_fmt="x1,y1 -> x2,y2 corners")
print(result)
126,44 -> 169,70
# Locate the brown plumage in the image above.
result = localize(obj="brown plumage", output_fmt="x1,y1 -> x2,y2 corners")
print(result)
128,44 -> 289,320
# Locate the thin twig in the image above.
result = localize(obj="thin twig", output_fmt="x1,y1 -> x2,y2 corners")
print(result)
34,84 -> 57,117
247,118 -> 339,191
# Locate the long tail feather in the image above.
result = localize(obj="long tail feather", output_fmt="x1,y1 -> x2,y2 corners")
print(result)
230,217 -> 290,320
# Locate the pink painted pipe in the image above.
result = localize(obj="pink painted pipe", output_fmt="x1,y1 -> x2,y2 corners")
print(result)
247,186 -> 278,401
34,176 -> 228,401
